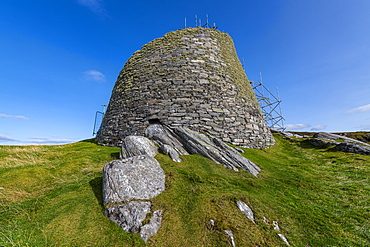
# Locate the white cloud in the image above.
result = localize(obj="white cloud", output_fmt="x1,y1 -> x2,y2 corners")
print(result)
346,103 -> 370,114
82,70 -> 106,82
77,0 -> 107,16
0,134 -> 18,142
0,113 -> 29,120
285,124 -> 310,130
26,137 -> 76,145
311,125 -> 327,131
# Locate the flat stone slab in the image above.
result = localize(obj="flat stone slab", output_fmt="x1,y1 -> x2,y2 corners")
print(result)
173,127 -> 261,176
236,201 -> 255,223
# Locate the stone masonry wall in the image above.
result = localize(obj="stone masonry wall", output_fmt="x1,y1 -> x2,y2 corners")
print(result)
96,27 -> 275,148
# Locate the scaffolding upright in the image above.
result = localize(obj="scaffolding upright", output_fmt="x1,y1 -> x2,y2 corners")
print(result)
92,105 -> 107,136
250,74 -> 285,131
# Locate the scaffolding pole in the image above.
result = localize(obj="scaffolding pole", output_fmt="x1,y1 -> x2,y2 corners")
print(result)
250,78 -> 285,131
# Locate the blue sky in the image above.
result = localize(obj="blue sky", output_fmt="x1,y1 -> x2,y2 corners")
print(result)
1,0 -> 370,145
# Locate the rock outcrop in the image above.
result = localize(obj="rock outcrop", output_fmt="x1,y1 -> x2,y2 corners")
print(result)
146,124 -> 261,176
308,132 -> 370,155
102,123 -> 263,242
102,155 -> 165,242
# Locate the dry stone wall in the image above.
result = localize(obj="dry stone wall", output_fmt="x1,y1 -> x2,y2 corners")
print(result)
96,27 -> 275,148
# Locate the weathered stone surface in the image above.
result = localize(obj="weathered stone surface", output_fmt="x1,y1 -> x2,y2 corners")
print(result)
140,210 -> 163,242
236,201 -> 255,223
308,132 -> 370,155
145,124 -> 189,155
224,230 -> 236,247
314,132 -> 370,146
96,27 -> 275,149
102,155 -> 165,205
277,233 -> 290,246
333,142 -> 370,155
105,201 -> 151,233
161,144 -> 182,162
273,221 -> 280,231
173,127 -> 261,176
278,132 -> 306,139
308,138 -> 337,148
120,136 -> 158,159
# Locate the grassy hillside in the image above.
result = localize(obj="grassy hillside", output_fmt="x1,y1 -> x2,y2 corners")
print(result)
0,134 -> 369,246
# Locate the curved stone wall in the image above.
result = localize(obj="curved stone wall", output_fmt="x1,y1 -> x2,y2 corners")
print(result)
96,27 -> 275,148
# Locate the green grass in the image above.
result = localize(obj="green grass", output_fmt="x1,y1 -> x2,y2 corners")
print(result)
0,135 -> 369,246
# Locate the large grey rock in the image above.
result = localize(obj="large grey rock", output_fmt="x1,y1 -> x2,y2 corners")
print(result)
314,132 -> 370,146
102,155 -> 165,205
120,136 -> 158,159
145,124 -> 260,176
173,127 -> 261,176
145,124 -> 189,155
140,210 -> 163,242
308,138 -> 337,148
333,142 -> 370,155
308,133 -> 370,155
236,201 -> 255,223
105,201 -> 151,233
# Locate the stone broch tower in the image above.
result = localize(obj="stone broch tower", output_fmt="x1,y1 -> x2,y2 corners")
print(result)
96,27 -> 275,148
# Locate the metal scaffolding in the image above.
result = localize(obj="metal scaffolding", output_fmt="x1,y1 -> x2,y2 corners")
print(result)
250,74 -> 285,131
184,14 -> 218,29
92,105 -> 107,136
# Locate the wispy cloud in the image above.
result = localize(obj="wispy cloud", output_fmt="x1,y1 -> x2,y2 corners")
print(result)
0,134 -> 18,142
77,0 -> 107,16
0,135 -> 76,145
346,103 -> 370,114
285,124 -> 310,130
26,137 -> 76,145
82,70 -> 106,82
0,113 -> 29,120
311,125 -> 326,131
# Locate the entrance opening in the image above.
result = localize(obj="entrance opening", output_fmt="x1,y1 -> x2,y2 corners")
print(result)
148,118 -> 161,124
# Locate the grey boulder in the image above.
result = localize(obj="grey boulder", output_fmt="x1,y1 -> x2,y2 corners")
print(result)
102,155 -> 165,205
120,136 -> 158,159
